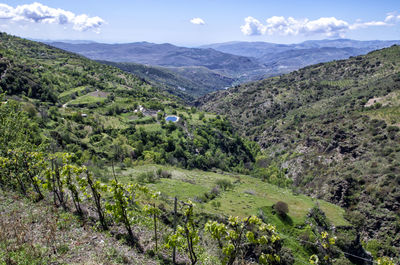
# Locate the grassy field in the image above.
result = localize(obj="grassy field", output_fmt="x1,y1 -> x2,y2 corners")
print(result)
68,94 -> 107,106
115,164 -> 348,227
59,86 -> 89,99
135,123 -> 163,132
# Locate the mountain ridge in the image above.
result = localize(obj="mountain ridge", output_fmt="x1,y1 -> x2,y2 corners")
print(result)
200,39 -> 400,57
98,60 -> 235,100
46,41 -> 264,75
48,39 -> 400,100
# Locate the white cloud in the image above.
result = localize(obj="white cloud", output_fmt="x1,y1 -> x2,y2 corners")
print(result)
302,17 -> 349,37
350,21 -> 388,30
385,12 -> 400,23
240,16 -> 266,35
0,2 -> 105,32
241,14 -> 395,37
73,14 -> 104,33
190,17 -> 205,25
0,4 -> 14,19
265,16 -> 305,35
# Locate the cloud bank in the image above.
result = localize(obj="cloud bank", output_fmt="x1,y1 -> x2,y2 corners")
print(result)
241,14 -> 396,37
0,2 -> 105,32
190,17 -> 205,25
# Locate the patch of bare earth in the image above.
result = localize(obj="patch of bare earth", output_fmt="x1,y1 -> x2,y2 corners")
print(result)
364,97 -> 383,107
364,91 -> 400,107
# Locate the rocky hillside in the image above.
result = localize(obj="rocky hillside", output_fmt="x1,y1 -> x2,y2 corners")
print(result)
198,45 -> 400,257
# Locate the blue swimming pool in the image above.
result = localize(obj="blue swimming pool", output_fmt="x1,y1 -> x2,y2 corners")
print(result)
165,116 -> 179,122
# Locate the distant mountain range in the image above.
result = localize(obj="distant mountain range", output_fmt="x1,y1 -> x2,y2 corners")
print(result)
47,39 -> 400,99
201,39 -> 400,75
201,39 -> 400,58
47,41 -> 263,76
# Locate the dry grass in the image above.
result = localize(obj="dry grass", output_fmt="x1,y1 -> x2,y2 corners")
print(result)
0,190 -> 158,265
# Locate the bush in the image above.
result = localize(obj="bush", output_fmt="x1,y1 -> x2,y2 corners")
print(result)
344,210 -> 366,228
215,179 -> 233,191
387,126 -> 400,133
23,104 -> 37,118
198,112 -> 205,120
137,172 -> 158,183
210,186 -> 220,197
156,168 -> 171,178
274,201 -> 289,216
211,201 -> 221,208
278,247 -> 295,265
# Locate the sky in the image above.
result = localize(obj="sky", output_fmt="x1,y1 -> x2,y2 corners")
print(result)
0,0 -> 400,46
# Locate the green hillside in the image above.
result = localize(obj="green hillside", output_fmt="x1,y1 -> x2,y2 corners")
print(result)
0,32 -> 255,172
199,45 -> 400,259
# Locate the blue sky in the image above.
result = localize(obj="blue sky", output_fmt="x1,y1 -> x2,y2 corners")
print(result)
0,0 -> 400,46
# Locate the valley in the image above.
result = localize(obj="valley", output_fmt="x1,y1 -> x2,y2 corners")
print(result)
0,31 -> 399,265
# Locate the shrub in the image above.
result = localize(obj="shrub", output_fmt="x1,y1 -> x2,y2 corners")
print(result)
211,201 -> 221,208
137,172 -> 158,183
123,157 -> 133,167
210,186 -> 220,197
23,104 -> 37,118
344,210 -> 366,228
215,179 -> 233,191
274,201 -> 289,216
387,126 -> 400,133
160,170 -> 171,179
198,112 -> 205,120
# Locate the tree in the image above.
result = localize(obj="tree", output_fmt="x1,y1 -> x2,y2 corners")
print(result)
105,180 -> 142,251
166,201 -> 199,265
274,201 -> 289,217
205,216 -> 282,265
